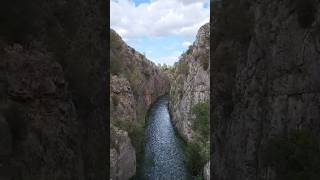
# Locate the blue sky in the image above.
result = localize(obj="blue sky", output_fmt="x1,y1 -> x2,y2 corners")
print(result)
111,0 -> 209,66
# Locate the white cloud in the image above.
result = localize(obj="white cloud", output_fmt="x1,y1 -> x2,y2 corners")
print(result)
182,41 -> 192,48
154,55 -> 179,66
110,0 -> 209,40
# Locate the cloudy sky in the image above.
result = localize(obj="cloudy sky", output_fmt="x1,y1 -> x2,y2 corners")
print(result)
110,0 -> 210,66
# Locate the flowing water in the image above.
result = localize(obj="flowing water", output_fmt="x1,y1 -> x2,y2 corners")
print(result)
140,96 -> 189,180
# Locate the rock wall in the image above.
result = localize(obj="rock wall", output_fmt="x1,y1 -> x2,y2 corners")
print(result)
0,0 -> 107,180
169,23 -> 210,178
211,0 -> 320,179
110,30 -> 170,179
169,23 -> 210,142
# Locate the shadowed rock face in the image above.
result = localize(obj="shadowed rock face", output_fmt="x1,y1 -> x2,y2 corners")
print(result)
0,0 -> 107,179
211,0 -> 320,179
110,30 -> 170,179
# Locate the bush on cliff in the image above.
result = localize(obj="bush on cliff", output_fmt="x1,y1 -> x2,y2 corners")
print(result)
185,142 -> 207,178
262,129 -> 320,180
192,101 -> 209,138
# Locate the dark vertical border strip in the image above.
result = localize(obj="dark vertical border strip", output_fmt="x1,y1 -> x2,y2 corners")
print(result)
210,0 -> 214,179
106,0 -> 110,179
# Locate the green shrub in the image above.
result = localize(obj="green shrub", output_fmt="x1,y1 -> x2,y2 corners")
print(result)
186,45 -> 193,55
192,101 -> 209,138
262,129 -> 320,180
185,142 -> 207,177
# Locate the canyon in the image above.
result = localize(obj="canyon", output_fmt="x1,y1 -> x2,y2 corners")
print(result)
110,22 -> 210,179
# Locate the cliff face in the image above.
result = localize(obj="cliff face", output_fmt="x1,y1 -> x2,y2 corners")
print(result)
110,30 -> 170,179
169,23 -> 210,178
169,23 -> 210,142
212,0 -> 320,179
0,0 -> 107,180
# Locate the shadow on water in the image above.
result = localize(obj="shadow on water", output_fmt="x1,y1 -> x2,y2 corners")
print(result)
135,95 -> 190,180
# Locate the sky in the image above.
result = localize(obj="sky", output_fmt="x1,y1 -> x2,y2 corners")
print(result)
110,0 -> 210,66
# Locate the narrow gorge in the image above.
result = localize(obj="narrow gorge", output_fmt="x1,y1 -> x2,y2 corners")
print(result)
110,22 -> 210,179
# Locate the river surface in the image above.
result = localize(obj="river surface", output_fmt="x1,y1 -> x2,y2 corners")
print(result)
140,96 -> 189,180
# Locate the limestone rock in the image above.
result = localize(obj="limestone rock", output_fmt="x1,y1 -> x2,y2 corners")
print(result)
110,125 -> 136,180
169,23 -> 210,142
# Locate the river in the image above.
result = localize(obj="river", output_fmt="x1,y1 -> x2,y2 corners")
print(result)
140,96 -> 189,180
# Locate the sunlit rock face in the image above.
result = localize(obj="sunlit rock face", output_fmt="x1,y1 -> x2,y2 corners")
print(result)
169,23 -> 210,142
110,125 -> 136,180
168,23 -> 210,179
211,0 -> 320,179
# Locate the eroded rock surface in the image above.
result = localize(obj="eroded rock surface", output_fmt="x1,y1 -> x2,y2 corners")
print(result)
169,23 -> 210,142
211,0 -> 320,179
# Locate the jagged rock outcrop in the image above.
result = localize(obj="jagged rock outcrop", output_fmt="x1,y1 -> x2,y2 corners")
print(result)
110,125 -> 136,180
0,1 -> 107,179
110,29 -> 170,179
169,23 -> 210,141
211,0 -> 320,179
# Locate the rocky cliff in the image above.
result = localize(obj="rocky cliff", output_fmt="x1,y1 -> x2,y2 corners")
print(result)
0,0 -> 107,180
110,30 -> 170,179
211,0 -> 320,179
169,23 -> 210,178
169,23 -> 210,142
